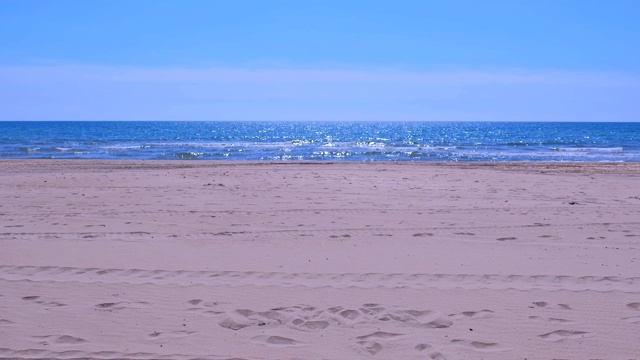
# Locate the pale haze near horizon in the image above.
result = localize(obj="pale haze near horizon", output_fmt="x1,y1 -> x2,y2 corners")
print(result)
0,0 -> 639,122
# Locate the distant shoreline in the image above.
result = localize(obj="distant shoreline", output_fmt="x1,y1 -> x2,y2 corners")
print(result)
3,159 -> 640,175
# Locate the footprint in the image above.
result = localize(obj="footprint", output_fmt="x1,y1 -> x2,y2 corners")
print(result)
218,309 -> 280,330
251,335 -> 302,347
147,330 -> 195,340
411,310 -> 452,328
496,237 -> 517,241
529,316 -> 573,323
413,233 -> 434,237
532,301 -> 548,308
96,303 -> 117,309
354,332 -> 401,355
218,318 -> 248,330
449,309 -> 494,320
539,330 -> 589,341
36,300 -> 66,308
429,352 -> 447,360
340,309 -> 360,320
95,301 -> 147,311
451,339 -> 503,351
558,304 -> 572,310
55,335 -> 86,344
22,296 -> 65,307
415,344 -> 448,360
186,299 -> 221,315
421,315 -> 453,329
33,335 -> 86,345
0,319 -> 14,325
95,302 -> 128,311
356,332 -> 403,341
362,303 -> 380,308
627,302 -> 640,310
415,343 -> 433,351
302,320 -> 330,329
356,341 -> 383,355
373,308 -> 451,328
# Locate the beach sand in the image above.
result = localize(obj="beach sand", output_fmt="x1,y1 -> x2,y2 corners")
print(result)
1,160 -> 639,359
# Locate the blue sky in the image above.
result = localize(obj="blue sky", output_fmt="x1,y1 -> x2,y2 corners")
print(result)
1,0 -> 639,121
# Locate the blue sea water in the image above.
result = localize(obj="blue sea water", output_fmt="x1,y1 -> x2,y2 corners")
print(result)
1,121 -> 639,162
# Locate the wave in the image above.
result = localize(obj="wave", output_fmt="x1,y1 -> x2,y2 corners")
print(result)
19,147 -> 40,153
553,147 -> 624,153
3,122 -> 640,161
100,145 -> 149,150
173,152 -> 205,159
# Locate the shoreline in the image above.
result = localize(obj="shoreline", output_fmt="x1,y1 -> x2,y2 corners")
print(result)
3,158 -> 640,173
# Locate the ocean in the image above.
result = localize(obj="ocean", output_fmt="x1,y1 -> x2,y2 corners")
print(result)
1,121 -> 639,162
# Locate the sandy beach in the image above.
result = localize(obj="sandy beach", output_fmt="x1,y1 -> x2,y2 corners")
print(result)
1,160 -> 639,359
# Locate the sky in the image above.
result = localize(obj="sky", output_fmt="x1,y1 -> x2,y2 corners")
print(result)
0,0 -> 639,121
